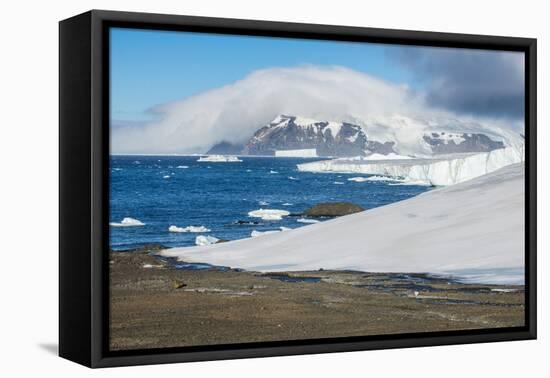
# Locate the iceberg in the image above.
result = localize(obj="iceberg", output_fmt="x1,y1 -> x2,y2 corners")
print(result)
248,209 -> 290,221
195,235 -> 219,246
197,155 -> 242,162
298,146 -> 523,186
159,164 -> 525,284
109,217 -> 145,227
169,225 -> 211,233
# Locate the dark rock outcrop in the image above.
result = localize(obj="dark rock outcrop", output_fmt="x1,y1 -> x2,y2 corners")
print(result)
243,115 -> 371,157
304,202 -> 364,217
423,132 -> 504,154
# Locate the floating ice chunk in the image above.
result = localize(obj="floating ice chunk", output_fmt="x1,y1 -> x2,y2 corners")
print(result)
269,170 -> 278,174
176,165 -> 189,169
109,217 -> 145,227
259,201 -> 270,206
163,175 -> 171,179
195,235 -> 219,246
333,181 -> 344,185
169,225 -> 211,233
297,218 -> 320,224
282,203 -> 293,206
288,176 -> 298,180
197,155 -> 242,162
248,209 -> 290,221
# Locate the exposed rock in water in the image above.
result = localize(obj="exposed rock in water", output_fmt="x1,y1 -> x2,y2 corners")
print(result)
304,202 -> 364,217
233,220 -> 260,225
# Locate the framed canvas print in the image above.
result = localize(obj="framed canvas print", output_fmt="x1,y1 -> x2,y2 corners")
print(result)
59,10 -> 537,368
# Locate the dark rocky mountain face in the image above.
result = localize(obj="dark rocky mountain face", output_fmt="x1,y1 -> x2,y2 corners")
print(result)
206,141 -> 245,155
423,132 -> 504,154
203,115 -> 507,158
242,115 -> 387,157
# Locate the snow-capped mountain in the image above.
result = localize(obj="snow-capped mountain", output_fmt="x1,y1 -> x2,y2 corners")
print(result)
243,115 -> 394,157
206,114 -> 521,158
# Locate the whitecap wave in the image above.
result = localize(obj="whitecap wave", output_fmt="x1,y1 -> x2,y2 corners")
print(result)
176,165 -> 189,169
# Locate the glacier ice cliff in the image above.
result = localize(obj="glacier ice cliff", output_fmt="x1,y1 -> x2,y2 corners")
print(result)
297,145 -> 524,186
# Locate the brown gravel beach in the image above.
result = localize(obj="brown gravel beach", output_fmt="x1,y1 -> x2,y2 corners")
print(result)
109,246 -> 525,351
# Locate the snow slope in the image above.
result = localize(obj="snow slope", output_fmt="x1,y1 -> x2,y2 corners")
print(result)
297,145 -> 524,186
159,164 -> 525,284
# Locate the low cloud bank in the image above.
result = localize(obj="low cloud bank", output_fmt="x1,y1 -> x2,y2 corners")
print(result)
111,65 -> 521,155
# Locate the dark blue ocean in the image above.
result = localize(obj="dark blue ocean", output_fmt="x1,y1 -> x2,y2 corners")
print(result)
110,155 -> 430,250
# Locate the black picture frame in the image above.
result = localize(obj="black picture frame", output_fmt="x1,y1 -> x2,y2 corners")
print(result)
59,9 -> 537,368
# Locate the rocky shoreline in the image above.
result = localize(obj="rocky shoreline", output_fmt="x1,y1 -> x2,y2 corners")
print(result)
110,246 -> 525,351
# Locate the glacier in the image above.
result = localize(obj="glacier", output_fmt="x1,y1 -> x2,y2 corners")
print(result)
159,163 -> 525,284
275,148 -> 318,157
297,145 -> 524,186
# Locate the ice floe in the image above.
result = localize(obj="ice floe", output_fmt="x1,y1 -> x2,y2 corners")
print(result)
169,225 -> 211,233
195,235 -> 220,246
248,209 -> 290,221
109,217 -> 145,227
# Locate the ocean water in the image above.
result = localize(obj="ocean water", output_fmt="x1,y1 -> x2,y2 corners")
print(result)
110,155 -> 430,250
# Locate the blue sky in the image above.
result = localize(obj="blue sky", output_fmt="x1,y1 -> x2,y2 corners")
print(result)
110,28 -> 421,122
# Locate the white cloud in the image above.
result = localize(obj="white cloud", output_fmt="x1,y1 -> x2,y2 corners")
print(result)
110,65 -> 520,154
